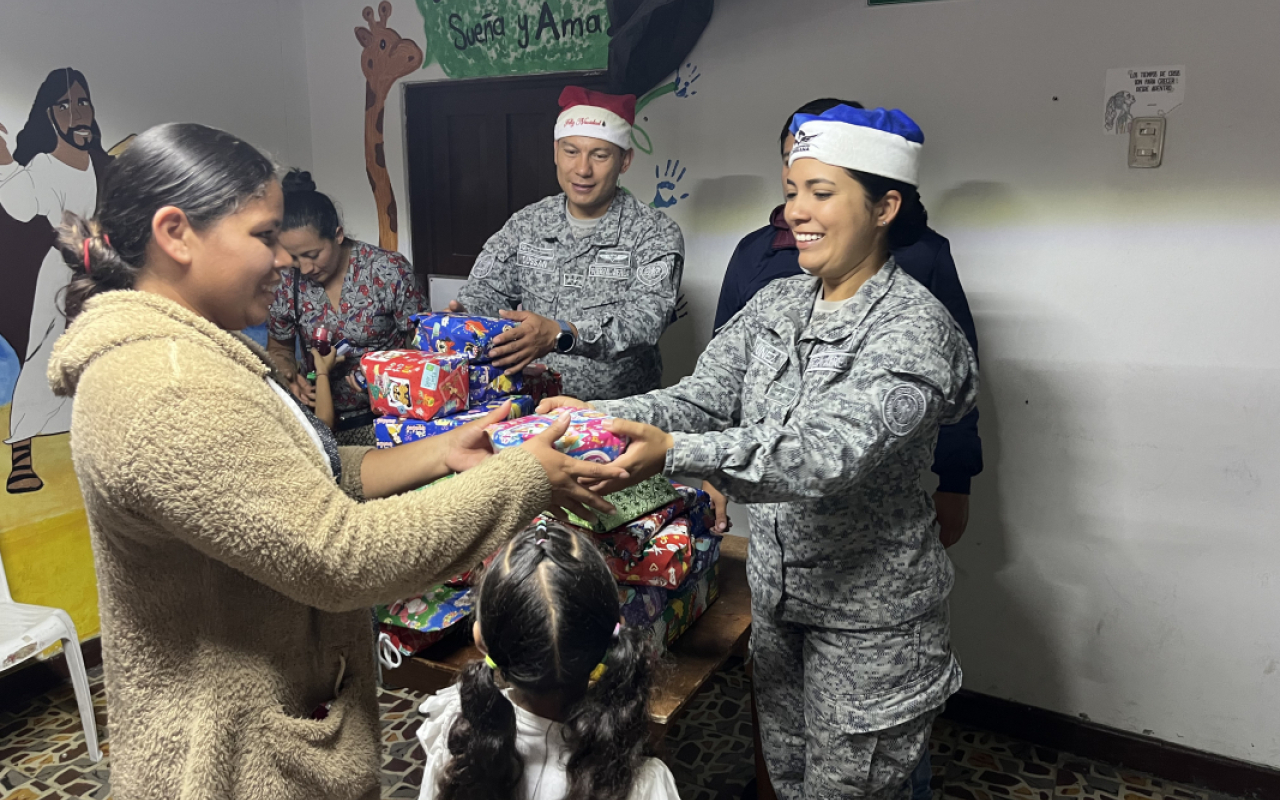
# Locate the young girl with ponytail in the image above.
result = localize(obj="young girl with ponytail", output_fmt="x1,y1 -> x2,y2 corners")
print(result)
416,520 -> 680,800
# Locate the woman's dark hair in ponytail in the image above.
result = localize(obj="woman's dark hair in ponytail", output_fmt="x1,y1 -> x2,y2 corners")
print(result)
438,521 -> 655,800
847,169 -> 929,249
58,122 -> 275,319
280,169 -> 341,240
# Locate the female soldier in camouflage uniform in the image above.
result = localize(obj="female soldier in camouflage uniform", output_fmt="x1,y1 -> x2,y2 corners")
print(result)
542,106 -> 979,799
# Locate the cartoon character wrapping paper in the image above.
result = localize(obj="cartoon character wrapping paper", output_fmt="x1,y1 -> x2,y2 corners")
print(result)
617,543 -> 721,629
360,350 -> 469,421
410,313 -> 516,363
375,584 -> 475,656
468,364 -> 564,405
641,561 -> 721,651
374,396 -> 537,449
588,481 -> 708,555
486,407 -> 628,462
602,515 -> 719,590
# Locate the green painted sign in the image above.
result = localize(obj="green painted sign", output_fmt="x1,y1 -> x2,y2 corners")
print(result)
414,0 -> 611,79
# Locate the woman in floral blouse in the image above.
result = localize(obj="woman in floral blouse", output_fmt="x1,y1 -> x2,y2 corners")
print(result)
268,170 -> 428,444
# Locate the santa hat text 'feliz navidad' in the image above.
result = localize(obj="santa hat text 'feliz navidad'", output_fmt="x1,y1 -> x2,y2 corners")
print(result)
554,86 -> 637,152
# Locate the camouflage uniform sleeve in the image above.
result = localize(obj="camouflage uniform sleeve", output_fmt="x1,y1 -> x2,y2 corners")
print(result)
571,215 -> 684,361
593,291 -> 752,433
664,308 -> 978,503
455,218 -> 523,317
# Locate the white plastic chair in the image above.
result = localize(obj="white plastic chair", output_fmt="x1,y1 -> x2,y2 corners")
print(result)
0,547 -> 102,762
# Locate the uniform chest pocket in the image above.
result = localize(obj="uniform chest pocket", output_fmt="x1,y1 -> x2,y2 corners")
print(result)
517,242 -> 559,300
742,338 -> 793,423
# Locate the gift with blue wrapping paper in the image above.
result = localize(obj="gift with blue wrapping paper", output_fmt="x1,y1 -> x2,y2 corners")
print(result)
410,313 -> 517,364
468,364 -> 564,405
374,396 -> 536,449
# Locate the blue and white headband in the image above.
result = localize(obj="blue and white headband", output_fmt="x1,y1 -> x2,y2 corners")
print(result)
788,105 -> 925,186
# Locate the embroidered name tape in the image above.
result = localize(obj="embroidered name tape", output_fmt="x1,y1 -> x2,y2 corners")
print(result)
807,351 -> 853,373
751,339 -> 787,369
589,265 -> 630,280
589,250 -> 632,280
517,242 -> 556,272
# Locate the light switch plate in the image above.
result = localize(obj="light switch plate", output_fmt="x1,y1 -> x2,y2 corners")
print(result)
1128,117 -> 1166,168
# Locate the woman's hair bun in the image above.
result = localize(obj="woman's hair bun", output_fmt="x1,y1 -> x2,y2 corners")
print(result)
282,169 -> 317,194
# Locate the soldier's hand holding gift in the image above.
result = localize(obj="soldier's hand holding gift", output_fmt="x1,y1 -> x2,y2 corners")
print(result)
488,310 -> 575,375
590,418 -> 673,494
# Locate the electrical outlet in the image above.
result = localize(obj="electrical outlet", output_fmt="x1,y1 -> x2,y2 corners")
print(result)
1128,117 -> 1166,168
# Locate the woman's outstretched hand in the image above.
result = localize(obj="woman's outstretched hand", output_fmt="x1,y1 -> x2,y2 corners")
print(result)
521,413 -> 627,522
442,400 -> 512,474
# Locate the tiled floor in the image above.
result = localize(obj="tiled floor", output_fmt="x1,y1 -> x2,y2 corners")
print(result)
0,660 -> 1248,800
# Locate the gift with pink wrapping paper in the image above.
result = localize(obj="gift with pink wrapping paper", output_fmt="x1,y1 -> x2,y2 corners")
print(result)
485,407 -> 628,463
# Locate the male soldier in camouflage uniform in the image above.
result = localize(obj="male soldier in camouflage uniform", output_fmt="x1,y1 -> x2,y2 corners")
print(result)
553,106 -> 979,798
451,86 -> 684,400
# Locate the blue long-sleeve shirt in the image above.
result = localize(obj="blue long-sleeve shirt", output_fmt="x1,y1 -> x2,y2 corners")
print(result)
712,206 -> 982,493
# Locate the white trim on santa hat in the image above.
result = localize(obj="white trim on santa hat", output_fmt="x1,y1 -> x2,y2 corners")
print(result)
789,120 -> 922,186
554,105 -> 632,151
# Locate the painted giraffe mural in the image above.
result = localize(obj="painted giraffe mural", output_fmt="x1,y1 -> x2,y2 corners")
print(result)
355,2 -> 423,252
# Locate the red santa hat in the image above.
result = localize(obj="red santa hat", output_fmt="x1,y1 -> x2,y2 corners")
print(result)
554,86 -> 636,151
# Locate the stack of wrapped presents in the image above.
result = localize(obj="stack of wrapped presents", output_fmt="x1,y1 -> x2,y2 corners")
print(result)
367,314 -> 724,660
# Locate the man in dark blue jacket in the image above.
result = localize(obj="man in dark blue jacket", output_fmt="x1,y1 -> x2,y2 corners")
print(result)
718,99 -> 982,800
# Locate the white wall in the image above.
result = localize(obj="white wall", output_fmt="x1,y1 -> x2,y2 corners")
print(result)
0,0 -> 312,175
299,0 -> 1280,767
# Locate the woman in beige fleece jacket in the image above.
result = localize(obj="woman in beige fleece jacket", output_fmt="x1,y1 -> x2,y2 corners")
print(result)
47,122 -> 625,800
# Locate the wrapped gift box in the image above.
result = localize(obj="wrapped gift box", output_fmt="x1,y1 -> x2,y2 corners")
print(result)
605,515 -> 701,589
592,481 -> 707,555
641,561 -> 721,651
375,396 -> 536,449
468,364 -> 564,406
361,350 -> 469,421
619,584 -> 668,628
410,314 -> 516,364
375,584 -> 475,656
378,623 -> 455,658
486,407 -> 628,463
620,530 -> 723,630
562,475 -> 680,534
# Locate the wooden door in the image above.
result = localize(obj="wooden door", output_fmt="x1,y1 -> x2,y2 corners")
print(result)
404,74 -> 608,278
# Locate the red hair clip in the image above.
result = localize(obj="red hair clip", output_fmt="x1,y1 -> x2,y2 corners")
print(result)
83,238 -> 92,274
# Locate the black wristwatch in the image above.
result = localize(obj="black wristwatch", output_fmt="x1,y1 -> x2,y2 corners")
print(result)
554,320 -> 576,354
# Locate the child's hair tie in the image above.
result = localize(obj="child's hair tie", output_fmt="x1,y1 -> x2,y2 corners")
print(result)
484,654 -> 498,670
82,238 -> 92,274
613,622 -> 621,639
590,662 -> 608,682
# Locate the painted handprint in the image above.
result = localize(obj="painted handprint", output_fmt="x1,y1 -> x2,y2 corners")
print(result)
651,160 -> 689,209
675,63 -> 700,98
